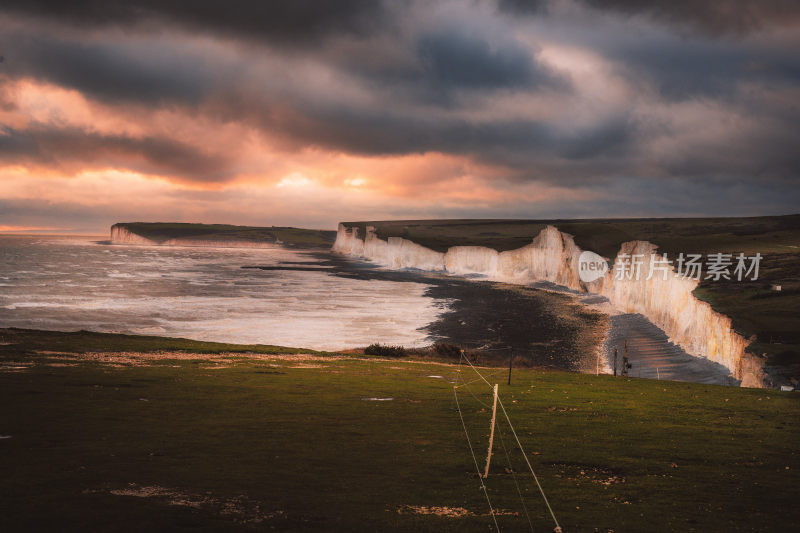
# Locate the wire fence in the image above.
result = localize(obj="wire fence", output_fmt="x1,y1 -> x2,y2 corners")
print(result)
453,347 -> 563,533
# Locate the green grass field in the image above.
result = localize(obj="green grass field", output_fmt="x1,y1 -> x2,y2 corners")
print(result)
341,216 -> 800,382
113,222 -> 336,248
1,330 -> 798,532
0,328 -> 324,356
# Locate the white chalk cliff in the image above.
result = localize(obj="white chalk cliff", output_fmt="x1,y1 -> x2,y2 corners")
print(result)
333,223 -> 764,387
110,225 -> 157,245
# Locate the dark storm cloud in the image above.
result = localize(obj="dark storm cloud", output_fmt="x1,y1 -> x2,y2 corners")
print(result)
0,31 -> 218,106
0,0 -> 391,45
254,100 -> 634,172
416,29 -> 560,90
0,20 -> 568,121
0,0 -> 797,213
0,22 -> 586,168
656,117 -> 800,182
263,108 -> 553,156
555,120 -> 632,161
580,0 -> 800,36
497,0 -> 800,36
609,35 -> 800,101
0,125 -> 233,181
337,27 -> 571,107
496,0 -> 550,16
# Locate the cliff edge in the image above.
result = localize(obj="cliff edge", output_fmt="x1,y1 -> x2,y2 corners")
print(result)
333,223 -> 769,388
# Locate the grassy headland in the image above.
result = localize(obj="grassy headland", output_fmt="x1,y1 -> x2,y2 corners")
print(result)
0,329 -> 797,532
113,222 -> 336,248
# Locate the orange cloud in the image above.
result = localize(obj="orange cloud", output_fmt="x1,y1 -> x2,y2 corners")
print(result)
0,225 -> 63,232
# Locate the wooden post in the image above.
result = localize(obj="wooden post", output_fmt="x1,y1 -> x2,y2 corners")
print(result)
625,339 -> 631,378
613,347 -> 618,376
507,349 -> 513,385
483,384 -> 499,478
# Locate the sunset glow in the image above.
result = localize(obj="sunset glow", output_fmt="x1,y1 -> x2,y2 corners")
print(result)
1,1 -> 798,232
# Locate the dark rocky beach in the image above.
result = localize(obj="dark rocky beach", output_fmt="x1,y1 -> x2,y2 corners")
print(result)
254,251 -> 740,384
253,252 -> 609,372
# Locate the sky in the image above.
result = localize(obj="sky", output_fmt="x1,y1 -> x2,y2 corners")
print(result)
1,0 -> 799,233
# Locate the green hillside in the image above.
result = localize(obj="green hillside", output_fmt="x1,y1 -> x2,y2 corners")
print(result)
1,329 -> 798,532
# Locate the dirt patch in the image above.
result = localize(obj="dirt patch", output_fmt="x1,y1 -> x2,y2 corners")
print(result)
396,505 -> 473,517
105,483 -> 281,524
396,505 -> 517,517
33,351 -> 77,357
552,464 -> 626,486
0,362 -> 34,372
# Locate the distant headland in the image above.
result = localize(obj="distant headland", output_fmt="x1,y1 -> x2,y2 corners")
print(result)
110,222 -> 336,249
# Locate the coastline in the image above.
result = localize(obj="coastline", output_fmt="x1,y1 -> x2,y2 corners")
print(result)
299,251 -> 607,372
332,223 -> 760,386
5,229 -> 745,384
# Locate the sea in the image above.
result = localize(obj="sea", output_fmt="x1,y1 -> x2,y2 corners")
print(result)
0,235 -> 448,350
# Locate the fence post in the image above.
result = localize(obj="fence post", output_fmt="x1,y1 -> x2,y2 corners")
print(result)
507,349 -> 513,385
483,384 -> 499,478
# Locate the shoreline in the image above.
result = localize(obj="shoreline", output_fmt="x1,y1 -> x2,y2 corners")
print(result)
1,235 -> 740,384
575,291 -> 738,386
308,251 -> 608,373
321,251 -> 741,385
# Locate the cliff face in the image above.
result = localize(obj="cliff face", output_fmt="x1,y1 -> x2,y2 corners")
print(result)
333,223 -> 764,387
110,225 -> 157,245
589,241 -> 760,385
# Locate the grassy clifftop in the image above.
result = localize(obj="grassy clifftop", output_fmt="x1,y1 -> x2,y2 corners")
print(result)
341,215 -> 800,258
114,222 -> 336,248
